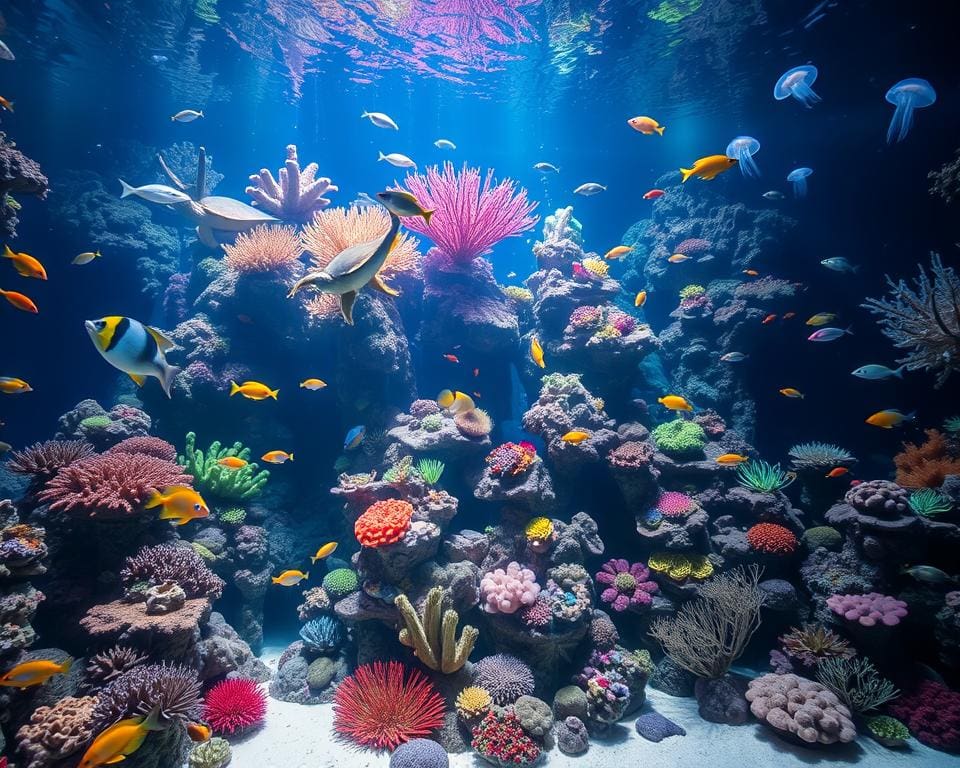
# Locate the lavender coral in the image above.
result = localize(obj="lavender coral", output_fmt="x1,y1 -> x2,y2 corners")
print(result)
826,593 -> 907,627
246,144 -> 337,222
594,559 -> 658,612
472,654 -> 535,705
480,562 -> 540,614
120,543 -> 225,600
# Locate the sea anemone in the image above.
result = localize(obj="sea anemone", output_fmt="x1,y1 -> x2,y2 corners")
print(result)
736,460 -> 795,493
454,408 -> 493,438
83,646 -> 149,690
908,487 -> 954,517
779,624 -> 856,668
788,442 -> 856,470
203,678 -> 267,735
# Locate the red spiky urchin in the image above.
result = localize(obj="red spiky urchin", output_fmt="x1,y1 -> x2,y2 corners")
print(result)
203,678 -> 267,735
333,661 -> 445,750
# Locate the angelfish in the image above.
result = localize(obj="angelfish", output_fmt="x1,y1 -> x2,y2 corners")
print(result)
85,316 -> 180,398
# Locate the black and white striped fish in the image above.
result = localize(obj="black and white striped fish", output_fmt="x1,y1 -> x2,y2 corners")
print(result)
85,316 -> 180,398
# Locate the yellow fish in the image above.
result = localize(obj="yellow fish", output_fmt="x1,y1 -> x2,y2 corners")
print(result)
79,705 -> 163,768
262,450 -> 293,464
0,657 -> 72,689
779,388 -> 804,399
437,389 -> 475,415
229,380 -> 278,400
72,250 -> 102,266
186,722 -> 212,743
530,336 -> 545,369
561,430 -> 591,445
680,155 -> 738,182
2,244 -> 47,280
627,115 -> 665,136
272,569 -> 308,586
145,485 -> 210,526
604,245 -> 633,260
0,376 -> 32,394
658,394 -> 693,412
217,457 -> 247,469
311,541 -> 338,564
668,254 -> 691,264
715,453 -> 750,466
805,312 -> 837,326
865,409 -> 915,429
635,290 -> 647,307
300,378 -> 327,390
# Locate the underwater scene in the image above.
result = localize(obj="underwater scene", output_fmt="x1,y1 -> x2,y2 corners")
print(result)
1,0 -> 960,766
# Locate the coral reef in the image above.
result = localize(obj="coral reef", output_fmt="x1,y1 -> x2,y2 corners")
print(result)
826,593 -> 908,627
895,429 -> 960,488
246,144 -> 337,222
887,680 -> 960,751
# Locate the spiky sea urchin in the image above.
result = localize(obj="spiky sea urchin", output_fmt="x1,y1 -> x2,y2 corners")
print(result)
472,654 -> 535,705
788,442 -> 856,470
779,624 -> 856,668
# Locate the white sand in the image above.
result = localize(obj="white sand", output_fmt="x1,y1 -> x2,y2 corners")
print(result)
223,647 -> 955,768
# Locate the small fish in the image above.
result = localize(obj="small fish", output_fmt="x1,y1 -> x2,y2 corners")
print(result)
72,250 -> 102,265
361,111 -> 399,130
236,313 -> 254,325
186,723 -> 211,743
0,441 -> 11,453
442,354 -> 460,363
473,391 -> 482,398
901,565 -> 956,585
0,658 -> 72,688
742,269 -> 759,277
865,409 -> 915,429
604,245 -> 633,260
851,364 -> 905,381
79,705 -> 163,768
806,312 -> 837,326
574,183 -> 606,196
145,485 -> 210,526
86,317 -> 179,396
821,257 -> 859,273
808,326 -> 853,342
561,430 -> 591,445
344,425 -> 366,450
171,109 -> 203,122
635,290 -> 647,307
715,453 -> 750,466
762,190 -> 785,200
762,314 -> 777,324
530,336 -> 545,368
507,271 -> 517,278
644,189 -> 665,200
262,450 -> 293,464
783,312 -> 796,320
627,116 -> 665,136
272,569 -> 308,586
229,380 -> 278,400
0,96 -> 13,113
217,457 -> 248,469
668,254 -> 691,264
378,151 -> 416,169
0,287 -> 37,312
119,180 -> 192,205
0,39 -> 14,61
825,467 -> 850,478
533,162 -> 559,173
658,394 -> 693,411
3,245 -> 46,280
779,388 -> 804,399
311,542 -> 338,563
680,154 -> 738,182
434,139 -> 456,150
437,390 -> 475,414
0,377 -> 32,394
720,352 -> 748,363
473,368 -> 479,377
151,54 -> 168,63
375,190 -> 434,223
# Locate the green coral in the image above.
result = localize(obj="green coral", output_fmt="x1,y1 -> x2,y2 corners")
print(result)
322,568 -> 359,599
178,431 -> 269,500
651,419 -> 707,458
421,414 -> 443,433
191,542 -> 216,562
306,656 -> 337,690
383,455 -> 415,484
541,372 -> 582,394
501,285 -> 533,303
679,284 -> 706,300
217,507 -> 247,526
908,488 -> 953,517
866,715 -> 910,746
592,325 -> 622,340
188,737 -> 231,768
416,458 -> 445,486
736,460 -> 795,492
802,526 -> 842,551
80,415 -> 113,430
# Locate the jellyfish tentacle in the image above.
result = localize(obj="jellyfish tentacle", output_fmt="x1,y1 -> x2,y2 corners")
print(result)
791,80 -> 821,108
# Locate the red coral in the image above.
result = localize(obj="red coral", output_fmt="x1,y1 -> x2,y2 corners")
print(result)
107,436 -> 177,461
355,499 -> 413,547
746,523 -> 797,555
895,429 -> 960,488
38,452 -> 192,519
333,661 -> 445,750
203,678 -> 267,735
888,680 -> 960,751
471,710 -> 541,765
485,442 -> 537,477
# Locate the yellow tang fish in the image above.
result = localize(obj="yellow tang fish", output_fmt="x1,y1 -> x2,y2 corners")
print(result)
805,312 -> 837,326
300,378 -> 327,390
437,389 -> 475,415
715,453 -> 750,466
0,376 -> 32,394
0,657 -> 72,689
230,380 -> 278,400
657,394 -> 693,412
311,541 -> 338,564
779,388 -> 804,399
668,254 -> 691,264
217,457 -> 247,469
272,569 -> 308,586
145,485 -> 210,526
604,245 -> 633,260
865,409 -> 915,429
530,336 -> 545,369
680,155 -> 738,182
635,291 -> 647,307
561,430 -> 591,445
3,244 -> 47,280
79,705 -> 163,768
262,450 -> 293,464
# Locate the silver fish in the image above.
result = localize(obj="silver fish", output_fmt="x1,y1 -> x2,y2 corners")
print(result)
361,111 -> 398,130
902,565 -> 956,585
721,352 -> 748,362
352,192 -> 381,210
808,326 -> 853,342
171,109 -> 203,122
821,257 -> 859,273
574,182 -> 606,196
851,364 -> 905,380
434,139 -> 456,150
534,162 -> 560,173
119,180 -> 192,205
762,190 -> 785,200
0,39 -> 13,61
378,151 -> 416,169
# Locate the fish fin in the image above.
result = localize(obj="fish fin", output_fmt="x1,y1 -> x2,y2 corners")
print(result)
144,490 -> 166,510
146,325 -> 176,351
340,291 -> 357,325
2,244 -> 13,259
157,507 -> 182,521
361,110 -> 369,118
229,380 -> 240,396
119,179 -> 135,198
422,209 -> 434,225
105,755 -> 127,764
198,111 -> 204,118
894,365 -> 906,379
378,151 -> 386,162
12,261 -> 30,276
310,556 -> 318,564
656,126 -> 665,136
128,373 -> 146,387
370,273 -> 400,296
304,572 -> 309,580
844,325 -> 854,335
60,658 -> 73,675
269,388 -> 279,400
271,577 -> 280,584
904,411 -> 917,421
141,705 -> 164,732
679,167 -> 693,183
159,363 -> 179,399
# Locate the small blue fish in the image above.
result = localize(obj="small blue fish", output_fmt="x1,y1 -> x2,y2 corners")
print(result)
851,364 -> 905,380
344,425 -> 365,451
820,257 -> 859,273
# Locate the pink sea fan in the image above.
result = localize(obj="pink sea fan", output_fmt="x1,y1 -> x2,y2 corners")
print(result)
655,491 -> 694,518
595,558 -> 658,612
400,162 -> 538,263
107,437 -> 177,462
480,561 -> 540,614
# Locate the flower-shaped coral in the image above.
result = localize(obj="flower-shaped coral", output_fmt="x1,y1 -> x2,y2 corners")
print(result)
607,310 -> 636,334
655,491 -> 694,518
485,442 -> 538,477
826,592 -> 908,627
595,558 -> 658,612
480,562 -> 540,614
746,522 -> 798,554
354,499 -> 413,548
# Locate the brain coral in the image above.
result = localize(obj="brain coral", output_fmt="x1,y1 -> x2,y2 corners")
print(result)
322,568 -> 359,599
746,673 -> 856,745
651,419 -> 706,458
355,499 -> 413,547
746,523 -> 798,555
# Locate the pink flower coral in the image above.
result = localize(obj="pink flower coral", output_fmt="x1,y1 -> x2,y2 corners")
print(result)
480,561 -> 540,614
595,558 -> 658,612
826,592 -> 908,627
655,491 -> 694,518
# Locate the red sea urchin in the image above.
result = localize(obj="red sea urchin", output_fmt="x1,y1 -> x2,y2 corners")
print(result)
203,678 -> 267,735
333,661 -> 445,750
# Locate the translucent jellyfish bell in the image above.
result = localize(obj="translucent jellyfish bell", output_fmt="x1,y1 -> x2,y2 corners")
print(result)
726,136 -> 761,178
787,167 -> 813,198
774,65 -> 821,108
885,78 -> 936,144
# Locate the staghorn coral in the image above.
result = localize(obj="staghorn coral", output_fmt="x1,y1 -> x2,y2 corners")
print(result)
203,678 -> 267,735
395,587 -> 477,674
355,499 -> 414,547
895,429 -> 960,488
746,673 -> 857,745
222,224 -> 302,275
16,695 -> 99,768
473,654 -> 535,706
121,543 -> 224,600
746,523 -> 798,555
595,558 -> 658,612
89,663 -> 202,731
246,144 -> 336,222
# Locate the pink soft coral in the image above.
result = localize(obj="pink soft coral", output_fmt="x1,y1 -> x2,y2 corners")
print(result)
655,491 -> 694,518
480,561 -> 540,614
826,592 -> 908,627
595,558 -> 658,612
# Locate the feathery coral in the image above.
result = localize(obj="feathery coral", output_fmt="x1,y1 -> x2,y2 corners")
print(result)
894,429 -> 960,487
6,439 -> 94,482
203,678 -> 267,735
355,499 -> 414,547
222,224 -> 302,274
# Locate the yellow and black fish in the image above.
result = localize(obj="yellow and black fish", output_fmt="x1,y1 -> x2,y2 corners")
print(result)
85,316 -> 180,398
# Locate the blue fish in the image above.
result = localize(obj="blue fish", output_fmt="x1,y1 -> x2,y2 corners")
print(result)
344,425 -> 365,451
851,364 -> 905,380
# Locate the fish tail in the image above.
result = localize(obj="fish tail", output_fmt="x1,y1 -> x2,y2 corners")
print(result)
904,410 -> 917,422
656,125 -> 665,136
310,555 -> 318,565
2,244 -> 13,259
304,572 -> 309,580
844,325 -> 854,335
119,179 -> 135,198
60,657 -> 73,675
271,577 -> 280,584
199,111 -> 204,118
288,453 -> 294,461
361,110 -> 369,118
160,362 -> 180,399
229,380 -> 240,396
894,364 -> 906,379
422,209 -> 435,225
144,489 -> 166,509
378,151 -> 386,161
141,704 -> 164,732
269,388 -> 279,400
679,167 -> 694,183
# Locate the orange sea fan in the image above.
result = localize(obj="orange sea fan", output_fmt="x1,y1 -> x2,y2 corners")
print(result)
222,224 -> 302,274
895,428 -> 960,488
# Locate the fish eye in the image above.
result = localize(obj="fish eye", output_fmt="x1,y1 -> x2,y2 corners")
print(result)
95,320 -> 106,329
194,503 -> 202,511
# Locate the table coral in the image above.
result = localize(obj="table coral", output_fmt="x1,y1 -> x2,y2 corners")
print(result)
746,673 -> 857,745
480,562 -> 540,614
355,499 -> 414,547
746,522 -> 798,554
595,558 -> 658,612
826,592 -> 908,627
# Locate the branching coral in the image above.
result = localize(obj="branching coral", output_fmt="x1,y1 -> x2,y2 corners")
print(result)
395,587 -> 478,673
894,429 -> 960,488
246,144 -> 337,222
83,645 -> 149,689
355,499 -> 414,547
179,432 -> 269,500
887,680 -> 960,750
120,543 -> 224,600
222,224 -> 302,274
6,439 -> 95,486
815,657 -> 899,714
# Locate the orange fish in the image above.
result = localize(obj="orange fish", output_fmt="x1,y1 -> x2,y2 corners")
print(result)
643,189 -> 665,200
742,269 -> 759,277
186,722 -> 211,743
217,457 -> 247,469
442,354 -> 460,364
762,314 -> 777,325
783,312 -> 796,320
779,388 -> 804,399
0,97 -> 13,112
3,245 -> 46,280
0,288 -> 38,313
825,467 -> 849,478
473,368 -> 479,377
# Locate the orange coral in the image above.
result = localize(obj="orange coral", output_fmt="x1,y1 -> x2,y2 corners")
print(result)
355,499 -> 414,547
746,523 -> 797,555
895,429 -> 960,488
222,224 -> 302,274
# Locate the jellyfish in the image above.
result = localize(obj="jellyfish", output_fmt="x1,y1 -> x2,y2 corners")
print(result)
726,136 -> 761,178
885,78 -> 936,144
774,65 -> 821,108
787,167 -> 813,198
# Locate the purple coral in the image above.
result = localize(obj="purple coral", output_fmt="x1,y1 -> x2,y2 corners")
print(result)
844,479 -> 909,516
472,654 -> 535,705
569,305 -> 603,329
120,544 -> 224,600
519,595 -> 553,629
673,238 -> 712,255
655,491 -> 694,518
409,399 -> 441,418
480,561 -> 540,614
607,310 -> 636,334
246,144 -> 337,223
485,442 -> 537,477
826,592 -> 908,627
6,439 -> 95,483
595,559 -> 658,612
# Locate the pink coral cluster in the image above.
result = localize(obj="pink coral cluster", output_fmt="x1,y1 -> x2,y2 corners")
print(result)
246,144 -> 337,223
569,305 -> 603,329
826,592 -> 908,627
655,491 -> 694,518
607,441 -> 655,470
480,561 -> 540,614
485,442 -> 537,477
107,436 -> 177,461
607,310 -> 636,334
887,680 -> 960,750
594,558 -> 658,612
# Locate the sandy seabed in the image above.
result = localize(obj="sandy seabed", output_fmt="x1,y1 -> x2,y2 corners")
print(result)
220,647 -> 957,768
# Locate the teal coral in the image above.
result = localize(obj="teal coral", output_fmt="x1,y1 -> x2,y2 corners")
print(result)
651,419 -> 706,458
191,542 -> 216,562
944,415 -> 960,434
322,568 -> 359,599
188,737 -> 231,768
178,431 -> 269,500
736,460 -> 795,492
908,488 -> 953,517
416,458 -> 445,486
